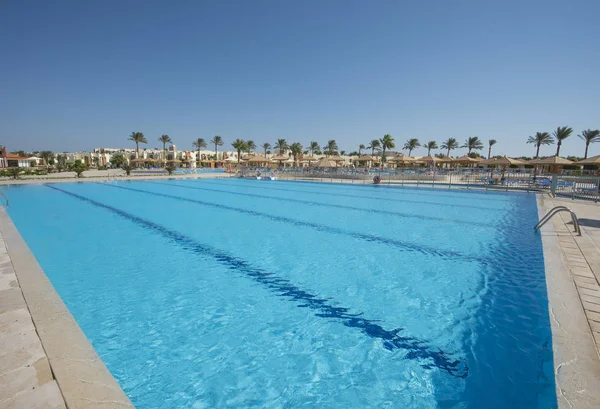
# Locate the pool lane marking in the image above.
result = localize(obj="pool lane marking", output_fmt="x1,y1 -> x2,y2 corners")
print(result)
145,180 -> 495,228
46,184 -> 468,378
203,178 -> 510,204
98,182 -> 486,264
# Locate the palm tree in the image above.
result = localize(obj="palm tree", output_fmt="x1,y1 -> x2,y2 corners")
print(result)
309,141 -> 320,156
158,135 -> 172,163
274,139 -> 288,155
553,126 -> 573,156
487,139 -> 497,159
289,142 -> 303,166
424,141 -> 438,156
39,150 -> 54,166
402,138 -> 421,156
231,139 -> 247,165
324,140 -> 338,156
379,134 -> 395,166
245,140 -> 256,154
210,136 -> 224,160
367,139 -> 380,155
192,138 -> 207,165
262,142 -> 271,156
579,129 -> 600,159
128,132 -> 147,157
358,144 -> 366,155
527,132 -> 554,159
461,137 -> 484,154
441,138 -> 458,157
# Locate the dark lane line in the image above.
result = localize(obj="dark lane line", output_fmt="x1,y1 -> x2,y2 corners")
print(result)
47,184 -> 468,378
99,182 -> 485,263
199,179 -> 502,210
146,180 -> 495,228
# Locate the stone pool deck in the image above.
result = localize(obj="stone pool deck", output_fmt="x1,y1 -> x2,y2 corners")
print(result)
0,207 -> 134,409
539,195 -> 600,409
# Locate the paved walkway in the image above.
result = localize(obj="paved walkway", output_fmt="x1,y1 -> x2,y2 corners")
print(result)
0,233 -> 66,409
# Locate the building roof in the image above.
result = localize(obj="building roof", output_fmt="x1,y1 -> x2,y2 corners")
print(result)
5,154 -> 30,160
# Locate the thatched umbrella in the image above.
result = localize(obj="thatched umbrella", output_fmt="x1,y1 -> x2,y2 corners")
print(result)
314,157 -> 338,168
244,154 -> 271,165
328,155 -> 346,164
454,155 -> 483,167
480,156 -> 525,180
528,155 -> 574,175
355,154 -> 376,168
576,154 -> 600,166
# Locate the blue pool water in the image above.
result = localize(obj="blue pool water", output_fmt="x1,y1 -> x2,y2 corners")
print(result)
2,179 -> 556,408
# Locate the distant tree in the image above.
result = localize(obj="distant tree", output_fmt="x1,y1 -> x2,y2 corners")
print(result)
121,164 -> 133,175
289,142 -> 303,165
424,141 -> 438,156
210,136 -> 224,160
579,129 -> 600,159
379,134 -> 395,166
72,162 -> 87,178
246,140 -> 256,154
262,142 -> 271,156
527,132 -> 554,159
358,144 -> 366,155
487,139 -> 497,159
192,138 -> 207,165
110,152 -> 126,168
274,139 -> 288,155
441,138 -> 459,157
231,139 -> 248,165
39,151 -> 54,166
340,150 -> 346,155
462,137 -> 484,154
403,138 -> 421,156
553,126 -> 573,156
7,168 -> 21,179
158,135 -> 172,163
309,141 -> 320,156
324,140 -> 338,156
128,132 -> 147,157
367,139 -> 380,155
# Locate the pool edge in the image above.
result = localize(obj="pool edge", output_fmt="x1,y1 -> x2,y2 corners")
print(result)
0,207 -> 135,409
537,194 -> 600,408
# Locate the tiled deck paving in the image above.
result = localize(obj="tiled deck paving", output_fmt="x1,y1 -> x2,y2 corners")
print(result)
0,233 -> 66,408
0,207 -> 134,409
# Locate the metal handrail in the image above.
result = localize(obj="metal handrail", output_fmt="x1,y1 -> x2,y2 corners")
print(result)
534,206 -> 581,235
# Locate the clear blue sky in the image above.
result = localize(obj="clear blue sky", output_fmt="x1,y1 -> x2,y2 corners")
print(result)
1,0 -> 599,157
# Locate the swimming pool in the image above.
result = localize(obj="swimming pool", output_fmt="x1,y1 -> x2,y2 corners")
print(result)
2,179 -> 556,408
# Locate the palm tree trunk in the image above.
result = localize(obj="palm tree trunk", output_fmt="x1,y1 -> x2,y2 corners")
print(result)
536,144 -> 540,159
136,142 -> 139,158
446,148 -> 450,157
408,148 -> 412,156
427,148 -> 431,156
556,143 -> 561,156
584,143 -> 589,159
488,146 -> 492,159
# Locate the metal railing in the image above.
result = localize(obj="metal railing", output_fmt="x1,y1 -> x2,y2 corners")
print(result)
534,206 -> 581,235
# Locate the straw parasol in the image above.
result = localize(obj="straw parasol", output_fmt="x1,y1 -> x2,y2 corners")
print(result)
301,155 -> 318,162
417,155 -> 444,164
576,154 -> 600,165
356,154 -> 376,162
480,156 -> 525,166
244,154 -> 271,164
271,154 -> 288,162
454,155 -> 483,165
328,155 -> 346,163
530,156 -> 574,165
314,157 -> 338,168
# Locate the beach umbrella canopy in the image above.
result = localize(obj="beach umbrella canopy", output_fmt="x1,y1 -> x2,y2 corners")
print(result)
328,155 -> 345,162
270,154 -> 288,161
454,155 -> 483,164
417,155 -> 444,163
576,154 -> 600,165
530,156 -> 574,165
301,155 -> 318,162
480,156 -> 525,166
244,154 -> 270,163
314,157 -> 338,168
356,154 -> 376,162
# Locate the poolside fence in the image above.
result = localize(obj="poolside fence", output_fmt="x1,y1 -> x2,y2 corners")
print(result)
238,167 -> 600,202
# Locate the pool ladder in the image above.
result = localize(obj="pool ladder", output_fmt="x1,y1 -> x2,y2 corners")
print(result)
535,206 -> 581,236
